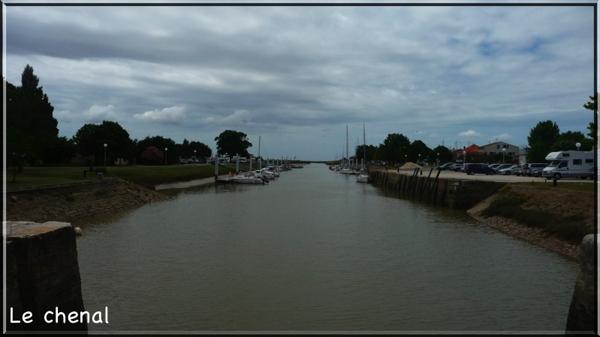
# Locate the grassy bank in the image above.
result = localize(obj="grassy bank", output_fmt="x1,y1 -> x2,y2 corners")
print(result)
477,184 -> 594,244
7,164 -> 244,191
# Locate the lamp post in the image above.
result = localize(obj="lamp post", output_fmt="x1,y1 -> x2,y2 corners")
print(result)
502,147 -> 506,163
164,147 -> 168,165
193,149 -> 197,160
418,153 -> 421,164
437,152 -> 440,167
103,143 -> 108,167
576,142 -> 581,151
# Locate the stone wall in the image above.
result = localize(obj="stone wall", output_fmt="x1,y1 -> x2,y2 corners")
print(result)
566,234 -> 598,333
6,221 -> 87,332
370,169 -> 504,210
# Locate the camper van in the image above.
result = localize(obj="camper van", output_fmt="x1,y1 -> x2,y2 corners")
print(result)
542,151 -> 595,179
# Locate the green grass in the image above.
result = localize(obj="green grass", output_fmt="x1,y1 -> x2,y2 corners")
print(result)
6,164 -> 244,191
482,194 -> 590,243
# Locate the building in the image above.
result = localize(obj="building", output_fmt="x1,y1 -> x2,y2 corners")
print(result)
479,141 -> 519,160
451,144 -> 482,161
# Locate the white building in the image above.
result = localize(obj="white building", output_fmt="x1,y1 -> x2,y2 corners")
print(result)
479,141 -> 520,160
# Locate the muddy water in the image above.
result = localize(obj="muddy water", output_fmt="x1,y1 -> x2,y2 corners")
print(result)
77,163 -> 577,332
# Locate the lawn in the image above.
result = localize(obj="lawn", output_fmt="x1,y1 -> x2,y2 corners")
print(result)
6,164 -> 245,191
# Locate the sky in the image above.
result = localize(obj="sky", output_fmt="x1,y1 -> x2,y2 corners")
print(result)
5,4 -> 595,160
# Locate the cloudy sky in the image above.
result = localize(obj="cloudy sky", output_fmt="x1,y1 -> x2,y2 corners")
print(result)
5,4 -> 595,160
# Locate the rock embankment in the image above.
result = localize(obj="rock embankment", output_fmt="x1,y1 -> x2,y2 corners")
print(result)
7,178 -> 168,226
468,184 -> 594,259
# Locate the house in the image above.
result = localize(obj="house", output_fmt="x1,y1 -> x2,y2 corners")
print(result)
480,141 -> 519,159
451,144 -> 482,161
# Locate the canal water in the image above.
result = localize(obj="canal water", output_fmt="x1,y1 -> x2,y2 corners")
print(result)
77,163 -> 578,332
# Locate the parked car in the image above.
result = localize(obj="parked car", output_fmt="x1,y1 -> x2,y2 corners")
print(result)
522,163 -> 547,177
450,163 -> 464,171
438,162 -> 454,170
498,164 -> 520,175
464,163 -> 495,175
488,163 -> 501,171
493,164 -> 512,173
511,164 -> 524,175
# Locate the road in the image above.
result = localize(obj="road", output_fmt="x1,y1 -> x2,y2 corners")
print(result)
385,168 -> 595,183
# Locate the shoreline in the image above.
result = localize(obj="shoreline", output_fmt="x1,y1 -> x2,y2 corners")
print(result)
6,178 -> 169,227
468,212 -> 579,260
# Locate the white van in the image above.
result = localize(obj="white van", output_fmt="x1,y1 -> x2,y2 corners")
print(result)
542,151 -> 595,179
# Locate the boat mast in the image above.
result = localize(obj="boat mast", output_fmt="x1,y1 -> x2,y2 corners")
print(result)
346,125 -> 349,168
362,123 -> 366,171
258,136 -> 262,170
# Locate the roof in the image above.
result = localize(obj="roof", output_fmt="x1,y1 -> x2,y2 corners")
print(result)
481,141 -> 518,148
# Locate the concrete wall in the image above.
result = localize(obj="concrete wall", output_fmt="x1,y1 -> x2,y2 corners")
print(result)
6,221 -> 87,332
566,234 -> 597,333
369,169 -> 504,210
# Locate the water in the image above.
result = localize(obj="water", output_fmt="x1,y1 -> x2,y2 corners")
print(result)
77,163 -> 578,332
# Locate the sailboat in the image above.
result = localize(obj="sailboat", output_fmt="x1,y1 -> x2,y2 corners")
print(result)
339,125 -> 354,175
357,123 -> 369,183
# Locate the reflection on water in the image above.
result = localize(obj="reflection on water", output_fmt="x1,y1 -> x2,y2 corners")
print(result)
78,164 -> 577,332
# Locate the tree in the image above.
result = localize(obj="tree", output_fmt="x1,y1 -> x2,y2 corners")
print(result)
408,140 -> 432,163
72,121 -> 134,166
7,65 -> 59,164
140,146 -> 164,165
552,131 -> 593,151
430,145 -> 453,164
527,120 -> 560,162
355,144 -> 378,162
584,94 -> 597,142
136,136 -> 178,164
176,139 -> 212,159
44,137 -> 76,165
189,141 -> 212,158
378,133 -> 410,163
214,130 -> 252,157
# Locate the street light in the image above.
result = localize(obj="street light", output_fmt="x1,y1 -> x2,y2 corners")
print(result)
164,147 -> 168,165
502,147 -> 506,163
437,152 -> 440,167
103,143 -> 108,167
576,142 -> 582,151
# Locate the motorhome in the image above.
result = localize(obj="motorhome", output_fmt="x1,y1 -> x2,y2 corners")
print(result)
542,151 -> 595,179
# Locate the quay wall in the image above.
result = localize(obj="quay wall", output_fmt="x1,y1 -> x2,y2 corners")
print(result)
369,169 -> 504,210
6,221 -> 87,332
566,234 -> 597,333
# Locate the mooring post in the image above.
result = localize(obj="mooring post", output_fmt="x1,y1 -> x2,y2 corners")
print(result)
214,156 -> 219,181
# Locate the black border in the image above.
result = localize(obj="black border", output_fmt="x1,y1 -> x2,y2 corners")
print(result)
1,1 -> 598,335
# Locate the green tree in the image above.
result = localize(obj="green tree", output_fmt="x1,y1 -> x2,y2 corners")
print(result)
214,130 -> 252,157
7,65 -> 59,164
136,135 -> 178,164
552,131 -> 593,151
355,144 -> 378,162
583,94 -> 597,142
189,141 -> 212,158
378,133 -> 410,163
527,120 -> 560,162
72,121 -> 134,166
430,145 -> 453,164
408,140 -> 432,163
176,139 -> 212,159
